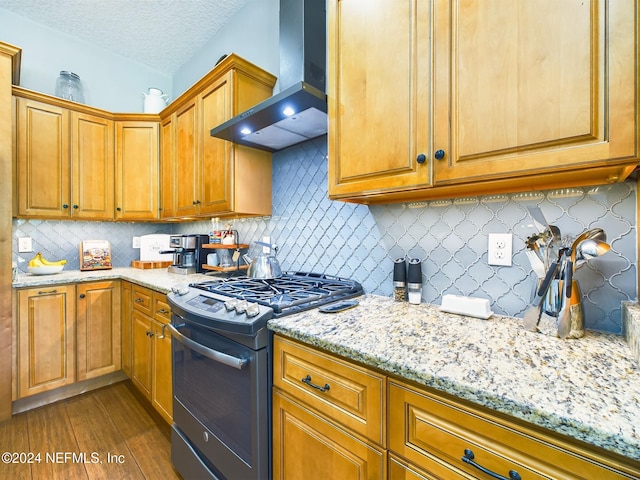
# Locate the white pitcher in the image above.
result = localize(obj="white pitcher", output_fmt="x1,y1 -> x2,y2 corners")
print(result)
142,88 -> 169,113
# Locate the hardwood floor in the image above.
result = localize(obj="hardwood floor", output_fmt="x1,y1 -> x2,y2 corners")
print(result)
0,381 -> 182,480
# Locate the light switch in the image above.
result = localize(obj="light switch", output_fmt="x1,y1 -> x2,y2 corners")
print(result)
18,237 -> 33,253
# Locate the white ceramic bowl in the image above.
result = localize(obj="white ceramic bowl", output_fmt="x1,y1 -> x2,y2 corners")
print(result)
27,265 -> 64,275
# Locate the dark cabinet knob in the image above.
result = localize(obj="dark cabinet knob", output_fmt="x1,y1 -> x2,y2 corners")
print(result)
416,153 -> 427,164
79,294 -> 86,299
63,204 -> 69,209
434,149 -> 446,160
73,204 -> 79,209
116,207 -> 122,211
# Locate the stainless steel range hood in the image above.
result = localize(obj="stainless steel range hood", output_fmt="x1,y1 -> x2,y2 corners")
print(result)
210,0 -> 326,152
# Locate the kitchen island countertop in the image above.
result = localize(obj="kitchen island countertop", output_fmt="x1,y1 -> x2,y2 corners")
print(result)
268,294 -> 640,461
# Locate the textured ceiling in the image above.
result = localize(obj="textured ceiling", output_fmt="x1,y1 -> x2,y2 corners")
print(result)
0,0 -> 249,74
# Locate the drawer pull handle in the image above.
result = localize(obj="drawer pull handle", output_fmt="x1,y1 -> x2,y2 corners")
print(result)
301,375 -> 330,393
462,449 -> 521,480
38,289 -> 58,295
135,298 -> 144,303
158,308 -> 170,314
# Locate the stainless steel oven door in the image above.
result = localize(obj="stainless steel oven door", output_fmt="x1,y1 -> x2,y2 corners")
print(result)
169,319 -> 269,480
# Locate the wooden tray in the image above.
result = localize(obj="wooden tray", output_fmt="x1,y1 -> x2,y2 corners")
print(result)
131,260 -> 173,269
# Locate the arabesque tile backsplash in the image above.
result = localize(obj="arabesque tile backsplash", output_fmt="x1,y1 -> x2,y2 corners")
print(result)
13,136 -> 637,333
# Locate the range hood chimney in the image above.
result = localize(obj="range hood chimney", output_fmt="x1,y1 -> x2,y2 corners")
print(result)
210,0 -> 327,152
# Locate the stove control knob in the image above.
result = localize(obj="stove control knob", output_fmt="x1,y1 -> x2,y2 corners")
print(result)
246,303 -> 260,318
224,299 -> 238,311
235,300 -> 249,314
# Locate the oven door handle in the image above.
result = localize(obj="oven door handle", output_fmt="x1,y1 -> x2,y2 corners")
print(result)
167,323 -> 249,370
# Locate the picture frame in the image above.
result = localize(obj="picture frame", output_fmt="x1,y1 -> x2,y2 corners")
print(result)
79,240 -> 112,271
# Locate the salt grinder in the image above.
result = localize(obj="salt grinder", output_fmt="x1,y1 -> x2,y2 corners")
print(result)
393,257 -> 407,301
407,258 -> 422,305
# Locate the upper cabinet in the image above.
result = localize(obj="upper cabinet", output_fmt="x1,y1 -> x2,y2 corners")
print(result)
13,54 -> 274,222
160,55 -> 276,220
15,96 -> 114,219
115,119 -> 159,220
328,0 -> 639,204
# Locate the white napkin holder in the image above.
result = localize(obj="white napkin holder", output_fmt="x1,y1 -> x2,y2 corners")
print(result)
439,294 -> 493,319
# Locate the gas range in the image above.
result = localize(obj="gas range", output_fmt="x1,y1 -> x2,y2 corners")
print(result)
167,272 -> 363,344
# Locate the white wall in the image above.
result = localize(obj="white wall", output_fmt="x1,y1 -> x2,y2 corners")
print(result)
172,0 -> 279,97
0,8 -> 171,112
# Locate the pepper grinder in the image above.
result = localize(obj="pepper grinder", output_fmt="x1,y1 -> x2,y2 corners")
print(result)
407,258 -> 422,305
393,257 -> 407,302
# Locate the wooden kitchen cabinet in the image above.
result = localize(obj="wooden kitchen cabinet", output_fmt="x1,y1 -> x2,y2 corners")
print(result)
388,379 -> 640,480
160,116 -> 176,219
76,281 -> 121,381
16,285 -> 76,398
272,335 -> 386,479
159,54 -> 275,219
129,284 -> 173,423
121,281 -> 132,376
328,0 -> 639,204
115,119 -> 159,220
273,390 -> 386,480
15,94 -> 114,219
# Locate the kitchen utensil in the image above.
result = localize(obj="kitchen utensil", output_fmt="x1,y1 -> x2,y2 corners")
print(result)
523,256 -> 561,331
407,258 -> 422,305
525,250 -> 546,278
575,239 -> 610,262
569,228 -> 606,264
242,241 -> 282,279
557,259 -> 573,339
393,257 -> 407,301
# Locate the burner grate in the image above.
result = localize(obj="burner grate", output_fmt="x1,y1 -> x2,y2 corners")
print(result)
190,272 -> 363,315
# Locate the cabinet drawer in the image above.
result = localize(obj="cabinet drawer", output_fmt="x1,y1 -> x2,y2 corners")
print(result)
153,293 -> 171,322
132,285 -> 152,316
389,380 -> 634,480
273,335 -> 385,445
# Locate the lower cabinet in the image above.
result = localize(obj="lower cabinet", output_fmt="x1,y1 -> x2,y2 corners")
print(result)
16,281 -> 120,398
273,390 -> 386,480
127,283 -> 173,423
388,379 -> 640,480
272,335 -> 640,480
272,335 -> 386,479
76,281 -> 121,381
17,285 -> 76,398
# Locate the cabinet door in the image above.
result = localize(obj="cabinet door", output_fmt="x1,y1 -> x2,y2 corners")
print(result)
198,73 -> 233,215
121,281 -> 132,376
131,310 -> 152,399
76,281 -> 121,381
71,111 -> 114,219
273,391 -> 386,480
16,97 -> 71,218
174,100 -> 199,217
151,318 -> 172,423
328,0 -> 432,198
433,0 -> 638,184
160,115 -> 176,219
115,121 -> 159,220
17,286 -> 75,397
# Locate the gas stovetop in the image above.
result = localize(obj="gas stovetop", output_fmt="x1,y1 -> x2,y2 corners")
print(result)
167,272 -> 363,341
191,271 -> 362,316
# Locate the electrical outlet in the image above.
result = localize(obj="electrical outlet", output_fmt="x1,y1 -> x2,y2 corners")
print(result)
18,237 -> 33,253
262,236 -> 271,253
488,233 -> 513,266
132,236 -> 141,249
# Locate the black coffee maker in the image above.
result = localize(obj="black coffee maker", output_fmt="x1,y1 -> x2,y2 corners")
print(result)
162,234 -> 209,275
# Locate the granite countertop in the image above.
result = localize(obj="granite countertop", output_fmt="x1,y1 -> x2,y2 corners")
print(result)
12,270 -> 640,461
12,267 -> 216,293
268,295 -> 640,461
